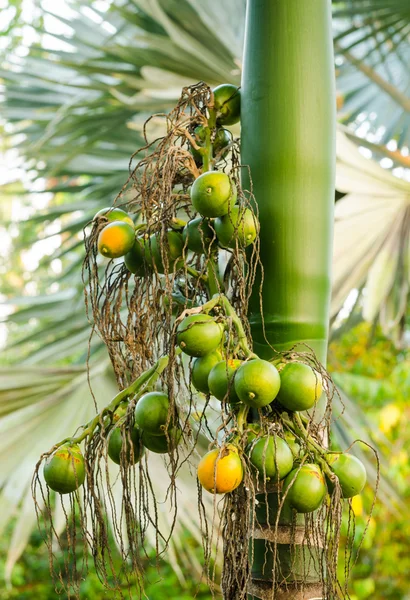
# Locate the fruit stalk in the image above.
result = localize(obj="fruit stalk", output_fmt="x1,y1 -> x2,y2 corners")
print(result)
236,404 -> 250,433
241,0 -> 336,598
220,295 -> 255,358
289,413 -> 336,480
50,353 -> 174,450
206,255 -> 221,297
201,103 -> 216,172
202,126 -> 212,172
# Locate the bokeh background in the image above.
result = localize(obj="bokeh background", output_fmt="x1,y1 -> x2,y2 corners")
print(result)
1,1 -> 410,598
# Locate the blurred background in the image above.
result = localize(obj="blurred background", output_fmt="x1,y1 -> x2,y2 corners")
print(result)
1,1 -> 410,598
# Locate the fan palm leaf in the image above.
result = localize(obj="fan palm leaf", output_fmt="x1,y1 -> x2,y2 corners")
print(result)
333,0 -> 410,148
334,128 -> 410,342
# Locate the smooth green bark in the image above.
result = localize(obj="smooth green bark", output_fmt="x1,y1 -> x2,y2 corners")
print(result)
241,0 -> 336,364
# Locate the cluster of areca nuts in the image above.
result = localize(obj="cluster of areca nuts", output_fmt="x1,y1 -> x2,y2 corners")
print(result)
92,84 -> 258,272
93,168 -> 257,274
43,84 -> 367,514
176,311 -> 367,513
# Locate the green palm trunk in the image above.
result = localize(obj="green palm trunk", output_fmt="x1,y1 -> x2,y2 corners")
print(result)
241,1 -> 336,597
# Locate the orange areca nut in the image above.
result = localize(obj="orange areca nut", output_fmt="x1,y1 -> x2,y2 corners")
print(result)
197,445 -> 243,494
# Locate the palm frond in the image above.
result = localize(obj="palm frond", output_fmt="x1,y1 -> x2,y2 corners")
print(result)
333,0 -> 410,148
333,129 -> 410,342
0,363 -> 110,577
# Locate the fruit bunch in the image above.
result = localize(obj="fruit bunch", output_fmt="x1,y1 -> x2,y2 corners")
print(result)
42,82 -> 368,521
37,84 -> 374,600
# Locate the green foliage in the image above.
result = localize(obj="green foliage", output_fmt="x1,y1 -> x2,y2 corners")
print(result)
0,525 -> 213,600
329,322 -> 410,599
329,322 -> 399,379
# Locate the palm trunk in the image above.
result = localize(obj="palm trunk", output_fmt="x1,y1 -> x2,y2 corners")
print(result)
241,1 -> 336,598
